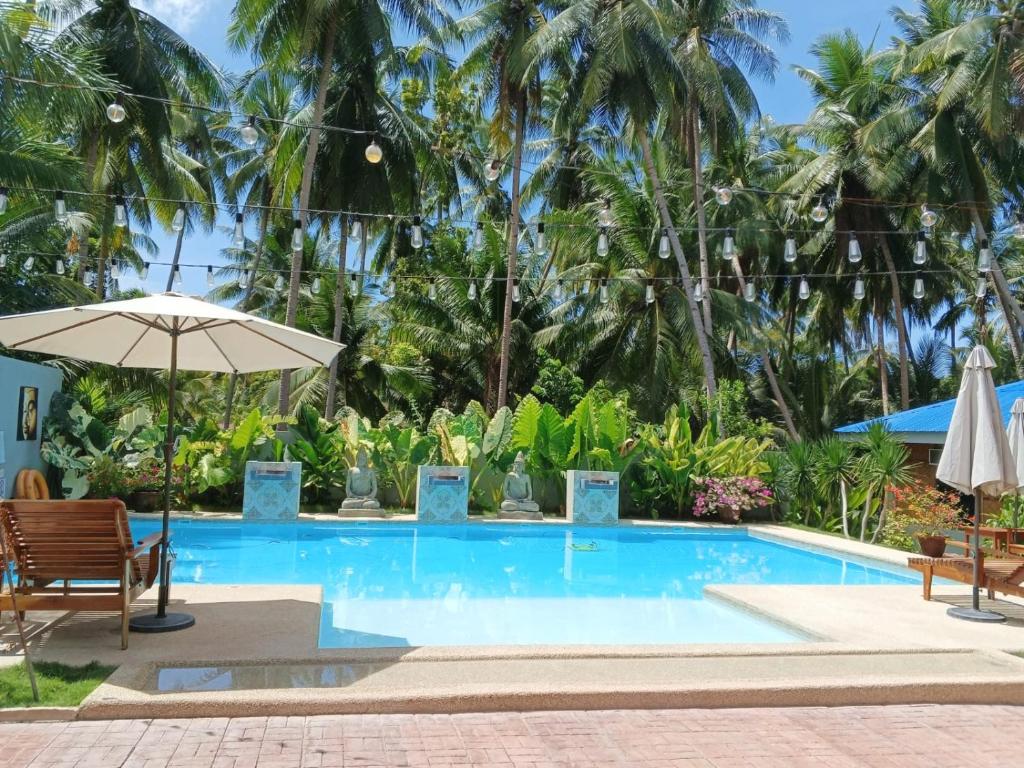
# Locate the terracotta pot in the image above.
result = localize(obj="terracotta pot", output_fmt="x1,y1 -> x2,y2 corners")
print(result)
916,534 -> 947,558
130,489 -> 163,514
717,508 -> 741,525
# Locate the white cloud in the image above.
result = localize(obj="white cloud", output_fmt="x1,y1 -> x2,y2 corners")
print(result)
133,0 -> 211,33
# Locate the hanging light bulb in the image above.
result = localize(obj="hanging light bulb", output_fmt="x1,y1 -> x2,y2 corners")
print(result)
798,275 -> 811,300
54,257 -> 65,275
810,196 -> 828,223
312,276 -> 321,293
141,262 -> 149,280
908,230 -> 936,271
847,231 -> 862,263
468,279 -> 478,300
428,277 -> 437,300
919,204 -> 938,229
0,251 -> 6,268
650,228 -> 666,262
853,276 -> 865,301
173,266 -> 183,287
581,279 -> 590,295
106,92 -> 126,123
350,273 -> 359,296
240,115 -> 259,146
111,260 -> 121,279
978,238 -> 993,272
723,228 -> 736,259
238,269 -> 249,289
599,278 -> 609,304
0,186 -> 8,214
172,206 -> 185,233
206,265 -> 214,287
598,199 -> 613,227
646,280 -> 656,305
411,216 -> 423,249
291,219 -> 303,252
784,237 -> 797,263
534,222 -> 546,256
976,276 -> 988,298
714,186 -> 733,206
474,221 -> 485,252
913,273 -> 925,300
54,191 -> 67,222
365,138 -> 383,164
694,281 -> 704,303
22,255 -> 35,271
512,279 -> 521,303
597,226 -> 610,257
744,280 -> 756,302
274,273 -> 285,291
232,213 -> 245,248
349,218 -> 362,242
114,196 -> 127,228
554,279 -> 564,302
1013,214 -> 1024,240
484,157 -> 501,182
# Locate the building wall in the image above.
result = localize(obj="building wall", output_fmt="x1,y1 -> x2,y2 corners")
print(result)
0,354 -> 63,498
907,443 -> 939,486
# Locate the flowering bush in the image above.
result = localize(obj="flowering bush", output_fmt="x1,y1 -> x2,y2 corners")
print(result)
86,456 -> 184,500
889,481 -> 962,535
692,476 -> 774,523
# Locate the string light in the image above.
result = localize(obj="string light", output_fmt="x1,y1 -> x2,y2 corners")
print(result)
240,115 -> 258,146
312,276 -> 321,292
349,218 -> 362,242
206,265 -> 214,287
853,276 -> 865,301
114,196 -> 127,228
723,228 -> 736,259
110,260 -> 121,279
141,262 -> 149,280
784,236 -> 797,263
172,206 -> 185,232
54,191 -> 67,222
428,277 -> 437,300
468,279 -> 477,300
920,204 -> 938,229
694,281 -> 704,303
411,216 -> 423,249
238,269 -> 249,289
484,157 -> 501,182
798,275 -> 811,300
54,257 -> 64,275
106,92 -> 126,123
22,254 -> 34,271
714,186 -> 733,206
350,273 -> 359,295
914,231 -> 927,265
365,138 -> 383,164
0,186 -> 7,214
744,280 -> 756,302
811,196 -> 829,223
512,279 -> 521,303
553,279 -> 564,302
232,213 -> 245,247
274,273 -> 284,291
1014,214 -> 1024,239
976,277 -> 987,298
598,199 -> 613,227
848,231 -> 861,263
173,265 -> 183,287
978,239 -> 992,272
291,219 -> 303,252
0,251 -> 7,268
474,222 -> 485,252
599,278 -> 609,304
912,272 -> 925,299
659,228 -> 671,259
597,227 -> 609,257
534,223 -> 546,255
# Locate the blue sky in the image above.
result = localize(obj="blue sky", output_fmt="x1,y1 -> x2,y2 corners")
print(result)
128,0 -> 902,296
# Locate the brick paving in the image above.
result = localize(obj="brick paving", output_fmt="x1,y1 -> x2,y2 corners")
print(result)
0,705 -> 1021,767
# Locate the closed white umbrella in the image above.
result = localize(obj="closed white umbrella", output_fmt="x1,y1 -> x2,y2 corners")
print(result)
936,346 -> 1018,622
1006,399 -> 1024,529
0,292 -> 343,633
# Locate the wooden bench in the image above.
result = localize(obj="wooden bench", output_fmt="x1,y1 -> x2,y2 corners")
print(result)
0,499 -> 164,649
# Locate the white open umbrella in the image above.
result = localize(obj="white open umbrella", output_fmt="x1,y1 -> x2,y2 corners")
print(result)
0,292 -> 343,633
1006,398 -> 1024,529
936,346 -> 1018,622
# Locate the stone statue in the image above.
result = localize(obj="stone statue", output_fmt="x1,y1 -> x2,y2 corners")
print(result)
500,451 -> 540,517
339,447 -> 381,515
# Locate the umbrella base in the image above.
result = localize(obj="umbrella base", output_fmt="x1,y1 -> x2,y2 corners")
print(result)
946,606 -> 1006,623
129,612 -> 196,633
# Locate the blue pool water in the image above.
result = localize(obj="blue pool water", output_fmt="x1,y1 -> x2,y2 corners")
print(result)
131,519 -> 916,648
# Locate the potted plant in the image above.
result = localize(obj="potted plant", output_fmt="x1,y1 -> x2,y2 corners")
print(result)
128,458 -> 167,513
692,476 -> 774,524
890,481 -> 961,557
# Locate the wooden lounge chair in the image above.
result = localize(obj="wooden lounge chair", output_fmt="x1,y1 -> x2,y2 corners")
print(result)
908,547 -> 1024,602
0,499 -> 164,649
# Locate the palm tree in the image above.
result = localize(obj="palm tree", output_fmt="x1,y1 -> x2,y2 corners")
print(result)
858,423 -> 913,542
812,436 -> 858,537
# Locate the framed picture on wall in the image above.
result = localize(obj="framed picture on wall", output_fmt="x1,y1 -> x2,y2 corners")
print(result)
16,386 -> 38,441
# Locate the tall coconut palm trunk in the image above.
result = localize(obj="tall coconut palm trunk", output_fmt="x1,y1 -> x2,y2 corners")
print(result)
77,129 -> 100,283
875,298 -> 890,415
496,92 -> 527,411
278,17 -> 338,420
879,237 -> 911,410
636,126 -> 717,400
689,105 -> 713,336
223,201 -> 272,428
324,217 -> 350,418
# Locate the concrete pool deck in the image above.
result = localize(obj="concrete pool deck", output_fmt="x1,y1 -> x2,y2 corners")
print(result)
5,522 -> 1024,718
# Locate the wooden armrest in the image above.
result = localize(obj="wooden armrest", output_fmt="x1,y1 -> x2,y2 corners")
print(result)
127,533 -> 162,559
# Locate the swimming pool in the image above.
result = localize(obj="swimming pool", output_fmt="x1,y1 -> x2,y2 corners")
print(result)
131,519 -> 916,648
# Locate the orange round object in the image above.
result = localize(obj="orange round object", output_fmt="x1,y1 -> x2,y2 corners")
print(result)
15,469 -> 49,500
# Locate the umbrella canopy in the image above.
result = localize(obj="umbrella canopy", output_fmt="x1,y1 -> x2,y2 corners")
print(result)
0,292 -> 342,372
936,346 -> 1018,497
1007,398 -> 1024,493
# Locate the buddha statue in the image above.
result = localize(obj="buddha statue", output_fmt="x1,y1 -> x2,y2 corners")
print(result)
339,447 -> 381,514
500,451 -> 540,517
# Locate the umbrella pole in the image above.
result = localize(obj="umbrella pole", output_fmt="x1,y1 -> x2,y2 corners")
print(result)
130,323 -> 195,634
947,489 -> 1005,623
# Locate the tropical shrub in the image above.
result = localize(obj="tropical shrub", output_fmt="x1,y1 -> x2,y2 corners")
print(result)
880,481 -> 961,550
692,477 -> 774,523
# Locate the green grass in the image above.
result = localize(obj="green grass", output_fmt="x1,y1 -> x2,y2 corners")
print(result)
0,661 -> 116,708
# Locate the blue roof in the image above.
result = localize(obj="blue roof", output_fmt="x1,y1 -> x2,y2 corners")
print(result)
835,379 -> 1024,435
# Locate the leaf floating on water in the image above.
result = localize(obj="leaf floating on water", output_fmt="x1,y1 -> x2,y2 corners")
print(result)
569,542 -> 599,552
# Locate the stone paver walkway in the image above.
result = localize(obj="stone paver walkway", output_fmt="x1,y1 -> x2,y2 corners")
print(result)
0,705 -> 1020,767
